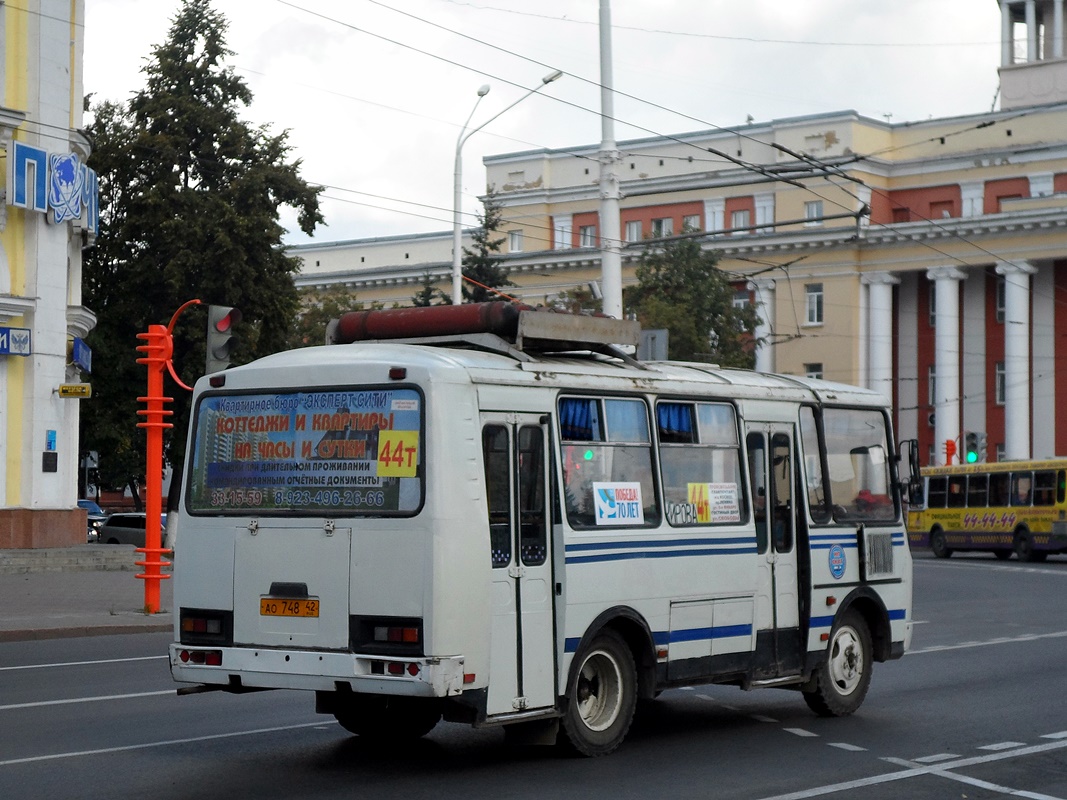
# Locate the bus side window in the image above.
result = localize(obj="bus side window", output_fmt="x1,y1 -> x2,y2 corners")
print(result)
989,473 -> 1010,506
1012,473 -> 1032,506
927,476 -> 947,508
482,425 -> 513,568
746,433 -> 769,553
1033,470 -> 1055,507
947,476 -> 966,508
967,474 -> 988,507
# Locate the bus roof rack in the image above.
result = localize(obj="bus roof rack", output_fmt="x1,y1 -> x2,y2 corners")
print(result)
327,302 -> 642,365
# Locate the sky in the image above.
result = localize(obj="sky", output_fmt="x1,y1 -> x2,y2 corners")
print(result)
83,0 -> 1004,246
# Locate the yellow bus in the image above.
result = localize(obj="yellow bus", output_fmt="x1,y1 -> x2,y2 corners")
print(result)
907,459 -> 1067,562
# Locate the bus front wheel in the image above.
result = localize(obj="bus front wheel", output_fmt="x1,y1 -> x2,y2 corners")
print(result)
803,609 -> 872,718
1014,530 -> 1047,563
559,628 -> 637,757
930,529 -> 953,559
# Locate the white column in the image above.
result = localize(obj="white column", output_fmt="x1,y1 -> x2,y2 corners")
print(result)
928,267 -> 967,465
1027,0 -> 1038,60
751,278 -> 776,373
705,198 -> 725,236
1055,0 -> 1065,58
863,272 -> 900,401
1002,0 -> 1015,66
996,260 -> 1037,459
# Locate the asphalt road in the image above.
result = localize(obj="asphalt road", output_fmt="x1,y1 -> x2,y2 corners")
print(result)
2,552 -> 1066,800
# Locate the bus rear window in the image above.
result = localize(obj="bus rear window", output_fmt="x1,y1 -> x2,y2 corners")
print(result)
186,388 -> 423,515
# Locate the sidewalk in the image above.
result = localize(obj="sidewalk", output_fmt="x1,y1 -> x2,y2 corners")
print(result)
0,546 -> 173,642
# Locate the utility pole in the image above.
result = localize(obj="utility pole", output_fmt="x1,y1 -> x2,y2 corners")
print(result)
598,0 -> 623,320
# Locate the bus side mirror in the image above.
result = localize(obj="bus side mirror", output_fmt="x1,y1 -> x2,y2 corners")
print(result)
897,438 -> 923,505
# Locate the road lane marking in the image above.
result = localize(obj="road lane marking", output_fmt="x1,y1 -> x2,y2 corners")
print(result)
912,753 -> 959,763
915,560 -> 1067,577
909,629 -> 1067,654
783,728 -> 818,738
1042,731 -> 1067,739
0,721 -> 325,767
752,738 -> 1067,800
0,655 -> 168,672
978,741 -> 1026,751
828,742 -> 866,752
0,690 -> 173,711
751,715 -> 778,723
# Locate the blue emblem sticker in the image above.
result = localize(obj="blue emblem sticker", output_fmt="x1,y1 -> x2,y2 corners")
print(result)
828,544 -> 846,579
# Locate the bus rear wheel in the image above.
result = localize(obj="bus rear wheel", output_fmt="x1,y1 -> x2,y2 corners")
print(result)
333,695 -> 441,740
803,609 -> 872,718
930,529 -> 953,559
993,549 -> 1012,560
559,628 -> 637,757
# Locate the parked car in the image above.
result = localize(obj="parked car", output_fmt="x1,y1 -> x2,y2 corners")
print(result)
78,499 -> 108,543
95,512 -> 167,547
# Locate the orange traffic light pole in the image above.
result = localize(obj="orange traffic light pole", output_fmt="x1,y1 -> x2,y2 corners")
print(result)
135,299 -> 200,614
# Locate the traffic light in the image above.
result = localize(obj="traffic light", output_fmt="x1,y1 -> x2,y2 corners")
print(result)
206,305 -> 241,373
976,431 -> 988,462
963,431 -> 980,463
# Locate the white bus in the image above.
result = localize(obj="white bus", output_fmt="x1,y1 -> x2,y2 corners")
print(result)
171,303 -> 915,756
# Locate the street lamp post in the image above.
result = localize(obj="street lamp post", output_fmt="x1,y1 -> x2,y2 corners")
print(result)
452,70 -> 563,305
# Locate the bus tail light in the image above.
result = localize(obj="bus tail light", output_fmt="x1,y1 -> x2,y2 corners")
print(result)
351,616 -> 424,656
178,649 -> 223,666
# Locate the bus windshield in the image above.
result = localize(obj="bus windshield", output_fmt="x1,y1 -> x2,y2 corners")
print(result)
186,387 -> 423,515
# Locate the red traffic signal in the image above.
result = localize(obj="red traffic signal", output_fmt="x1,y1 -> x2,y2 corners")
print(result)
206,305 -> 242,373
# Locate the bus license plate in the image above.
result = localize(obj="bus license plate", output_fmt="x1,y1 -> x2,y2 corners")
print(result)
260,598 -> 320,618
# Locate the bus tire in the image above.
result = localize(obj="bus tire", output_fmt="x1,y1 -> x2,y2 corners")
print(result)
559,628 -> 637,757
993,549 -> 1012,560
802,609 -> 872,718
1013,530 -> 1047,563
930,528 -> 953,559
333,695 -> 441,740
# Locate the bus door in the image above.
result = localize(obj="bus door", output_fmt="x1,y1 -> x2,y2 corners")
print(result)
746,426 -> 804,676
481,414 -> 556,717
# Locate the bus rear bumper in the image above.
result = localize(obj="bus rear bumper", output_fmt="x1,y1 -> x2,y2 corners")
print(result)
169,644 -> 466,697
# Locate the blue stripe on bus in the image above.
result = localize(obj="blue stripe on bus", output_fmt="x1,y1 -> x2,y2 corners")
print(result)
566,546 -> 759,565
810,609 -> 907,630
566,611 -> 906,653
565,536 -> 755,552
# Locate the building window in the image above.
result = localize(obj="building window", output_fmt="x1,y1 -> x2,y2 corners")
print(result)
731,209 -> 751,235
804,363 -> 823,379
930,200 -> 953,219
928,366 -> 937,408
682,214 -> 701,232
733,289 -> 749,310
805,283 -> 823,325
651,217 -> 673,238
995,361 -> 1006,405
995,443 -> 1005,463
804,200 -> 823,226
995,275 -> 1006,323
579,225 -> 597,248
624,220 -> 642,242
508,230 -> 524,253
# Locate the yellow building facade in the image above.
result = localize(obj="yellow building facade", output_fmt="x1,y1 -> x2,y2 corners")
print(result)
1,0 -> 96,546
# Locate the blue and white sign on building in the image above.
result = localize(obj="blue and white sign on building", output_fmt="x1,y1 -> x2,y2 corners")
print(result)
72,337 -> 92,373
6,140 -> 98,234
0,326 -> 31,356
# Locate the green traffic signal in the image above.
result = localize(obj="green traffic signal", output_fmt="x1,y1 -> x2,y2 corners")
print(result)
966,450 -> 978,463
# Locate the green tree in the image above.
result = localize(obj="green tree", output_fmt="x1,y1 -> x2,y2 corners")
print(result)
412,272 -> 449,306
626,237 -> 760,367
461,192 -> 513,303
548,286 -> 602,315
81,0 -> 323,496
287,285 -> 363,348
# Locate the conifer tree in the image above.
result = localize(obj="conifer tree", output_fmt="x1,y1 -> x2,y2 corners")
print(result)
82,0 -> 323,491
